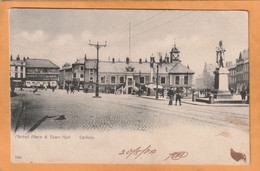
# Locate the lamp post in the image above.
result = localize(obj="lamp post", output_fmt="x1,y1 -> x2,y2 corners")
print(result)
156,64 -> 159,99
89,40 -> 107,98
186,71 -> 188,97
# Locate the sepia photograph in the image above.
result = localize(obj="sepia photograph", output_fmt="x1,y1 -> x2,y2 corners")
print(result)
10,9 -> 249,164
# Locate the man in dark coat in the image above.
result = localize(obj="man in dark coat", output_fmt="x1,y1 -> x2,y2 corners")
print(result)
240,88 -> 246,100
175,88 -> 182,106
168,87 -> 174,105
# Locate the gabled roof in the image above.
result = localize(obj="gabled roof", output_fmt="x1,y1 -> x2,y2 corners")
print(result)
99,61 -> 152,73
85,59 -> 97,69
73,58 -> 85,65
168,62 -> 194,74
26,59 -> 59,68
157,62 -> 179,74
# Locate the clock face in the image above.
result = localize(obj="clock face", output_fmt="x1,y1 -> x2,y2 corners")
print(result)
173,53 -> 179,58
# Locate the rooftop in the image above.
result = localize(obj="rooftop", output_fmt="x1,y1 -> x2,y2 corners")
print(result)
10,60 -> 26,66
26,59 -> 59,68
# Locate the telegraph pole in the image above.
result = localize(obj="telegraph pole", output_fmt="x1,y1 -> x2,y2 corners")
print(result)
129,22 -> 131,58
156,64 -> 159,99
89,40 -> 107,98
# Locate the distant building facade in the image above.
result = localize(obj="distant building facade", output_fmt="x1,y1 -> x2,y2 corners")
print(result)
195,63 -> 215,89
10,55 -> 26,87
25,59 -> 60,87
59,44 -> 195,94
10,55 -> 60,88
228,49 -> 249,93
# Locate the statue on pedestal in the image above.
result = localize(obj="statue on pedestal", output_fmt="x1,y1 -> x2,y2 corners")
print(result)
213,41 -> 232,99
216,41 -> 226,68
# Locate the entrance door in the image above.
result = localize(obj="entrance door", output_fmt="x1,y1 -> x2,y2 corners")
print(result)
128,87 -> 132,94
127,78 -> 133,86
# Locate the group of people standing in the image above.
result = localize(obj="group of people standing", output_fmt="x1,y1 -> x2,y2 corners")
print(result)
167,87 -> 183,106
65,84 -> 80,94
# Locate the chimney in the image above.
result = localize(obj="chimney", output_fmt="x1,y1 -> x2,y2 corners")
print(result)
17,54 -> 20,60
84,54 -> 87,61
150,54 -> 155,68
112,58 -> 115,63
187,65 -> 190,69
159,56 -> 163,64
27,57 -> 29,59
126,57 -> 129,64
150,54 -> 155,63
139,58 -> 142,64
23,57 -> 26,61
10,55 -> 13,61
165,53 -> 169,63
145,58 -> 147,62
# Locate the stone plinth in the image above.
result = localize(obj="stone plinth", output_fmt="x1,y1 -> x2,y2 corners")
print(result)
213,67 -> 233,99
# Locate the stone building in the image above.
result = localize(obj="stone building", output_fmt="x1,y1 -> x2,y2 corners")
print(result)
25,58 -> 60,87
228,49 -> 249,93
10,55 -> 26,87
195,63 -> 215,90
59,44 -> 194,95
59,63 -> 73,89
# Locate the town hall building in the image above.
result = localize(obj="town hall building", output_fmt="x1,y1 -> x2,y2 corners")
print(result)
59,44 -> 194,95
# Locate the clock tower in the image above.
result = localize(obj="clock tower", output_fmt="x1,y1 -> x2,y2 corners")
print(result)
170,43 -> 180,63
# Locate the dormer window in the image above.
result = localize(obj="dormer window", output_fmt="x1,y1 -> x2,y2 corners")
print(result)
125,65 -> 135,72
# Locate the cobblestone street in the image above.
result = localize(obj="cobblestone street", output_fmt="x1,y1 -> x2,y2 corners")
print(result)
11,89 -> 249,133
11,88 -> 250,164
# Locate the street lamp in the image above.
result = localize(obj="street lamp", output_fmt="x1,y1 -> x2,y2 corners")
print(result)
156,64 -> 159,99
186,71 -> 188,97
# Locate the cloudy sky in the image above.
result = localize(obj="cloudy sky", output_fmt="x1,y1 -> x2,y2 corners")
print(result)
10,9 -> 248,77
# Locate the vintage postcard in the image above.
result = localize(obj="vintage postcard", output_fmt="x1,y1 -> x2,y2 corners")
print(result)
9,8 -> 249,164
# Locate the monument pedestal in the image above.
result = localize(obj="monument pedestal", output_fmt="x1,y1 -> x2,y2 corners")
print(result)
212,68 -> 233,99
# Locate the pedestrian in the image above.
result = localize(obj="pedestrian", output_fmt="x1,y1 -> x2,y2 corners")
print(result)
175,88 -> 182,106
52,86 -> 55,92
161,88 -> 165,98
32,86 -> 38,94
44,84 -> 47,91
71,85 -> 74,94
167,87 -> 174,105
65,85 -> 69,94
240,88 -> 246,100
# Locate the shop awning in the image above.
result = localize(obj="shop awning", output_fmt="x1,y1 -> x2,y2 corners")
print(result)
145,84 -> 163,89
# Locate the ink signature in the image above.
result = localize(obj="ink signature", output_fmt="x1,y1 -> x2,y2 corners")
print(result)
164,151 -> 188,161
119,145 -> 188,161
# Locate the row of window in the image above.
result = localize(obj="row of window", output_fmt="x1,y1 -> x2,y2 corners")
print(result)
27,68 -> 59,73
70,74 -> 189,85
98,76 -> 188,84
173,76 -> 189,85
13,73 -> 23,78
73,73 -> 84,78
14,66 -> 23,71
79,66 -> 94,73
236,73 -> 249,82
